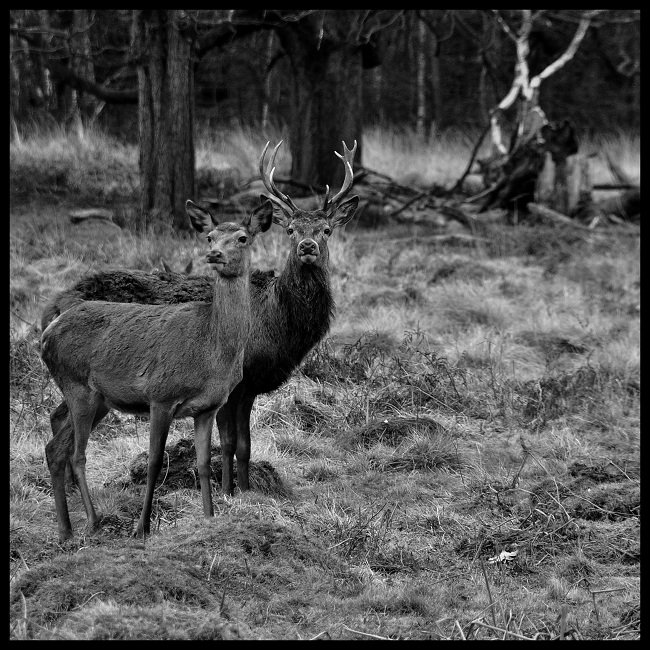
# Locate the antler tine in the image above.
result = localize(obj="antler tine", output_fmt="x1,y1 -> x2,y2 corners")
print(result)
259,141 -> 273,192
268,163 -> 299,213
259,140 -> 297,213
328,140 -> 358,207
321,184 -> 330,211
259,142 -> 285,210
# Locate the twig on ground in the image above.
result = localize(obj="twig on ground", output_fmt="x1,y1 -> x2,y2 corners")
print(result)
527,203 -> 595,231
10,309 -> 35,328
356,164 -> 424,195
559,604 -> 567,640
389,191 -> 429,218
480,558 -> 497,627
341,624 -> 393,640
471,618 -> 534,640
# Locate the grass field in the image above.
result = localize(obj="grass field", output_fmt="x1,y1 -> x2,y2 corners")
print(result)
10,125 -> 640,640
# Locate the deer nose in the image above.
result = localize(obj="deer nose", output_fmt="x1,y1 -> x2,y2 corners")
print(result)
298,239 -> 319,256
207,249 -> 225,263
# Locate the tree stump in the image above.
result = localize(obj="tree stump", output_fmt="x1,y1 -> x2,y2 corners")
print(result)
536,152 -> 591,216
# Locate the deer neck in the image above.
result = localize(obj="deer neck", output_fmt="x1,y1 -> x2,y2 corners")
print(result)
275,251 -> 334,332
209,271 -> 251,360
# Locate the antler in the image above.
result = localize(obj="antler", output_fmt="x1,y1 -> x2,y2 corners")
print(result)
323,140 -> 357,211
259,141 -> 298,213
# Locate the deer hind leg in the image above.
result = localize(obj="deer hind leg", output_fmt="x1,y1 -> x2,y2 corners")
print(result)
66,387 -> 109,535
194,409 -> 217,517
235,393 -> 256,493
216,389 -> 241,495
134,404 -> 174,538
49,400 -> 100,489
46,402 -> 77,542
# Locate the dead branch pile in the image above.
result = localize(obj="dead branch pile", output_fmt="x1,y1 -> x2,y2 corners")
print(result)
195,148 -> 638,239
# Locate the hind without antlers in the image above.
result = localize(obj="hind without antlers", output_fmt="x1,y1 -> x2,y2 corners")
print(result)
41,199 -> 272,541
42,141 -> 360,505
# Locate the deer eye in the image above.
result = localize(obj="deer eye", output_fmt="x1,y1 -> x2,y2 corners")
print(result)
238,235 -> 248,244
207,235 -> 212,243
287,228 -> 294,235
323,227 -> 331,236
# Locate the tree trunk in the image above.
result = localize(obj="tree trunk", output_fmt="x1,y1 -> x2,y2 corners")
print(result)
537,153 -> 591,216
286,41 -> 363,190
373,67 -> 383,124
70,9 -> 97,135
429,31 -> 443,131
134,10 -> 196,231
10,34 -> 22,143
415,20 -> 426,138
36,10 -> 56,114
261,31 -> 274,130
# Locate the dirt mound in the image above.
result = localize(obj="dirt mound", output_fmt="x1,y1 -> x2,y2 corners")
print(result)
10,543 -> 228,635
113,437 -> 288,497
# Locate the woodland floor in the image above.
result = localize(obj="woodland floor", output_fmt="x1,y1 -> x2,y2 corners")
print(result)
10,129 -> 639,640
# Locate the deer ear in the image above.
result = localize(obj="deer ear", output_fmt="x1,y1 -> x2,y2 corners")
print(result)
248,198 -> 274,235
186,200 -> 215,234
262,194 -> 292,228
330,195 -> 359,229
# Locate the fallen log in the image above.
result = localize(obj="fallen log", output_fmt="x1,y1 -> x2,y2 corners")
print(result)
527,202 -> 594,231
438,204 -> 497,235
69,208 -> 116,225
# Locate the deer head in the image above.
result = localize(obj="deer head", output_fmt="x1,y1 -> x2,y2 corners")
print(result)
259,140 -> 359,269
186,199 -> 273,277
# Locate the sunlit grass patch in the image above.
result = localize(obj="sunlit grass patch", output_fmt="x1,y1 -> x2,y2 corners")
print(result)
362,125 -> 475,188
435,281 -> 518,330
10,124 -> 138,201
302,458 -> 340,483
274,431 -> 325,459
49,598 -> 243,640
195,122 -> 289,179
585,130 -> 640,186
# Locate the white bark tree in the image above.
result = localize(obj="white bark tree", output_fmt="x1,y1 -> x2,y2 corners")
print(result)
489,10 -> 598,155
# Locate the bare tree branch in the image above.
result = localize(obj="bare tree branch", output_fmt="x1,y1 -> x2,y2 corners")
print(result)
492,10 -> 518,43
358,10 -> 404,42
416,10 -> 455,43
49,60 -> 138,103
531,11 -> 597,87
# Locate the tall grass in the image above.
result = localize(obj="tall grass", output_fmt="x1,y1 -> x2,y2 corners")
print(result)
10,123 -> 138,202
362,125 -> 479,187
585,129 -> 641,186
10,122 -> 640,202
195,122 -> 289,179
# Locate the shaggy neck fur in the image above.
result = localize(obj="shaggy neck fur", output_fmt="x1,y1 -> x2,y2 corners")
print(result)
272,250 -> 334,357
209,270 -> 251,361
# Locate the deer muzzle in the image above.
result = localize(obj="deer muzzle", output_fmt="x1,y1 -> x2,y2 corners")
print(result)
297,239 -> 320,264
207,249 -> 225,264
